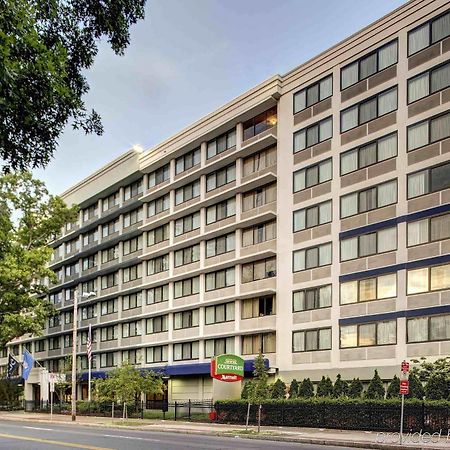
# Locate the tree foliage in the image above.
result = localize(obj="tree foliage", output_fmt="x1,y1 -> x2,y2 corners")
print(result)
298,378 -> 314,398
288,379 -> 299,399
316,376 -> 333,397
246,352 -> 270,403
386,375 -> 400,399
271,379 -> 286,399
365,370 -> 385,399
95,362 -> 163,404
408,373 -> 425,400
425,373 -> 448,401
332,374 -> 348,398
348,378 -> 364,398
0,172 -> 77,347
0,0 -> 146,171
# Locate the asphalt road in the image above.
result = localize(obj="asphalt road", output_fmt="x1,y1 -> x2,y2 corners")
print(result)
0,419 -> 357,450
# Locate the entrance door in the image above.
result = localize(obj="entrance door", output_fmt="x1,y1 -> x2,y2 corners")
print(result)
32,384 -> 41,410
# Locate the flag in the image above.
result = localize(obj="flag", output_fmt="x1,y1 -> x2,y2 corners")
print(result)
7,354 -> 19,379
87,324 -> 92,362
22,349 -> 34,381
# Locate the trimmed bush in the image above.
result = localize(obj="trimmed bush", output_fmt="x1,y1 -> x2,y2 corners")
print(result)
426,373 -> 448,400
317,376 -> 333,397
386,375 -> 400,399
298,378 -> 314,398
289,379 -> 299,399
348,378 -> 363,398
408,373 -> 425,400
332,374 -> 348,398
271,379 -> 286,399
366,370 -> 385,399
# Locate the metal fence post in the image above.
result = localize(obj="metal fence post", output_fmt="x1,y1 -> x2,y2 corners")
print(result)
174,401 -> 177,421
141,401 -> 144,420
188,399 -> 191,421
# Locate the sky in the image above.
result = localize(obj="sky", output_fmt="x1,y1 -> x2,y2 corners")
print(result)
36,0 -> 406,195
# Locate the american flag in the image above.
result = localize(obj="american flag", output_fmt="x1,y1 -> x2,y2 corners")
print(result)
87,324 -> 92,362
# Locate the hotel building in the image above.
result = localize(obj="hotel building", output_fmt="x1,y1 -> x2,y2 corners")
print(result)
2,0 -> 450,402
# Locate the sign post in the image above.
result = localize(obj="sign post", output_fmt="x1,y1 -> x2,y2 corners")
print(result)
49,373 -> 55,421
399,360 -> 410,445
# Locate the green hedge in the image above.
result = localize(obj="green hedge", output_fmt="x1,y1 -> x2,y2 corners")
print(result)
215,398 -> 450,432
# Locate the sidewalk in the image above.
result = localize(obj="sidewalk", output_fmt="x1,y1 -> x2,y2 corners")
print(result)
0,410 -> 448,450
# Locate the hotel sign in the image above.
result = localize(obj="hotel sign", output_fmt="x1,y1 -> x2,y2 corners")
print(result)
210,354 -> 244,382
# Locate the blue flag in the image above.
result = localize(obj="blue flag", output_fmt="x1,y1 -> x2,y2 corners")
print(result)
22,349 -> 34,380
7,354 -> 19,379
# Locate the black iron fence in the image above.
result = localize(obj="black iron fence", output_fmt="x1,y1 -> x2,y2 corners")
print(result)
215,400 -> 450,433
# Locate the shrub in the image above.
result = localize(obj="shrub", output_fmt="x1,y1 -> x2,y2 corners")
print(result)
386,375 -> 400,399
348,378 -> 363,398
271,379 -> 286,399
408,373 -> 425,400
366,370 -> 385,399
289,379 -> 299,399
317,376 -> 333,397
241,380 -> 252,400
332,374 -> 348,397
425,373 -> 448,400
298,378 -> 314,398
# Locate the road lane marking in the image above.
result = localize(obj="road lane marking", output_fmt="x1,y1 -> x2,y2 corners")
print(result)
103,433 -> 160,442
23,426 -> 54,431
0,433 -> 112,449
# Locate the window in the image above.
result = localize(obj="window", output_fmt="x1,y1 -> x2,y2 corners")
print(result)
206,233 -> 235,257
242,296 -> 275,319
205,337 -> 235,358
175,180 -> 200,205
48,315 -> 61,328
101,272 -> 118,289
341,87 -> 398,132
101,245 -> 119,263
207,129 -> 236,159
123,263 -> 142,283
341,40 -> 398,89
147,224 -> 169,246
407,162 -> 450,199
146,315 -> 168,333
175,148 -> 201,175
242,183 -> 276,212
205,267 -> 235,290
65,262 -> 79,277
293,242 -> 332,272
407,111 -> 450,152
148,164 -> 170,188
100,352 -> 118,368
81,305 -> 96,320
147,255 -> 169,275
123,235 -> 143,255
340,273 -> 397,304
174,211 -> 200,236
122,349 -> 140,365
65,220 -> 78,232
293,328 -> 332,352
408,61 -> 450,103
293,200 -> 331,232
123,208 -> 143,228
293,285 -> 331,312
340,179 -> 397,218
407,263 -> 450,294
340,226 -> 397,261
147,284 -> 169,304
102,219 -> 119,237
174,309 -> 199,329
206,164 -> 236,192
243,108 -> 277,141
35,340 -> 46,352
100,325 -> 118,341
49,337 -> 60,350
50,291 -> 62,304
83,204 -> 98,222
341,132 -> 397,175
408,10 -> 450,56
82,255 -> 97,271
293,117 -> 332,153
173,341 -> 199,360
174,244 -> 200,267
242,221 -> 276,247
242,258 -> 276,283
146,345 -> 168,363
242,332 -> 276,355
80,329 -> 97,345
65,238 -> 80,254
340,320 -> 397,348
102,192 -> 119,211
101,298 -> 118,315
243,147 -> 277,177
147,194 -> 170,216
123,179 -> 143,201
407,314 -> 450,343
205,302 -> 235,324
122,320 -> 141,338
122,292 -> 142,310
407,213 -> 450,246
174,276 -> 199,298
82,279 -> 96,294
294,75 -> 333,113
83,229 -> 98,247
293,158 -> 332,192
206,198 -> 236,224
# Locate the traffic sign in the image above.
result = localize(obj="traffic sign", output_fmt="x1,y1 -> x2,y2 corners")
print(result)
401,361 -> 409,373
400,379 -> 409,395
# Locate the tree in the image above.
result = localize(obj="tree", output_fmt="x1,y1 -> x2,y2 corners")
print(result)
271,379 -> 286,399
289,379 -> 299,399
0,377 -> 22,404
410,357 -> 449,399
316,376 -> 333,397
247,352 -> 270,403
425,373 -> 448,400
366,370 -> 385,399
241,381 -> 252,400
332,374 -> 348,398
298,378 -> 314,398
386,375 -> 400,399
0,172 -> 78,347
95,362 -> 163,404
0,0 -> 146,171
408,373 -> 425,400
348,378 -> 364,398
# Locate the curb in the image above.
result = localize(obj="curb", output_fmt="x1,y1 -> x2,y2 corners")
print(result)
0,415 -> 446,450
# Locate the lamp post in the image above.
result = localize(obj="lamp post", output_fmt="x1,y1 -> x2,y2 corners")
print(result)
71,290 -> 96,422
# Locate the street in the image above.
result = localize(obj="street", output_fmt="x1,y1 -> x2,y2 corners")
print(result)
0,419 -> 357,450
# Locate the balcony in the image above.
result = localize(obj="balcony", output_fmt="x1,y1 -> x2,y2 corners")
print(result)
240,276 -> 276,295
240,314 -> 276,332
241,200 -> 276,222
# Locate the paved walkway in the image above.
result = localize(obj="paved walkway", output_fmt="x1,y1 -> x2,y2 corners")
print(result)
0,411 -> 448,449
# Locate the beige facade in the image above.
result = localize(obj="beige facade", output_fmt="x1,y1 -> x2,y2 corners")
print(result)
2,0 -> 450,401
